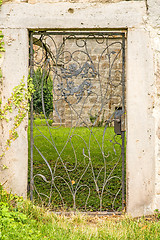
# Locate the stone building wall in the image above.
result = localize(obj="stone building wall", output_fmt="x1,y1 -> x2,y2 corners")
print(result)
32,34 -> 123,127
57,35 -> 123,128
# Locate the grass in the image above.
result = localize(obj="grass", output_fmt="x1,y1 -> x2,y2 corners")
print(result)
1,185 -> 160,240
28,118 -> 125,212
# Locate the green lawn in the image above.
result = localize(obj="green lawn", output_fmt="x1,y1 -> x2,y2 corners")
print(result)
1,186 -> 160,240
28,119 -> 125,212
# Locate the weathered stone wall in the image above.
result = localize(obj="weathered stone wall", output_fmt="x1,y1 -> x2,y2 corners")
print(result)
3,0 -> 144,3
62,38 -> 122,128
32,33 -> 123,127
145,0 -> 160,212
39,35 -> 123,127
0,28 -> 29,197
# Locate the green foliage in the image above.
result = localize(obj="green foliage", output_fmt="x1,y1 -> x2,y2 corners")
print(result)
154,209 -> 160,220
1,184 -> 160,240
0,77 -> 35,159
89,110 -> 105,127
33,118 -> 53,126
28,125 -> 123,211
0,185 -> 47,239
0,0 -> 5,76
0,31 -> 5,56
0,30 -> 4,77
32,68 -> 53,118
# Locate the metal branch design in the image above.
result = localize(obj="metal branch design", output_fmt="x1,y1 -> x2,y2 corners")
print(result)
29,32 -> 126,213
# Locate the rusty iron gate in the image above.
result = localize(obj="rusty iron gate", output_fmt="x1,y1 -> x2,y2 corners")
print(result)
29,31 -> 126,213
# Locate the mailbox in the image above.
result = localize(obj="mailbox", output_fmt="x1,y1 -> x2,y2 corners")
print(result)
114,107 -> 123,135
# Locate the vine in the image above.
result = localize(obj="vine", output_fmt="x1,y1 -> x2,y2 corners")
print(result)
0,3 -> 5,78
0,0 -> 35,162
0,0 -> 34,161
0,77 -> 35,159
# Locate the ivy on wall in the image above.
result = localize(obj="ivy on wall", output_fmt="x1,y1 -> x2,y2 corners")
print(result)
0,32 -> 5,79
0,1 -> 35,162
0,32 -> 4,56
0,78 -> 35,160
0,0 -> 5,79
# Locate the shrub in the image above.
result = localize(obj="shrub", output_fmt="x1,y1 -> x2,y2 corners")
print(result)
32,68 -> 53,118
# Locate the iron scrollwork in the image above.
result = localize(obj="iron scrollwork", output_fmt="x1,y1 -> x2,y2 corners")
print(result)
29,31 -> 126,213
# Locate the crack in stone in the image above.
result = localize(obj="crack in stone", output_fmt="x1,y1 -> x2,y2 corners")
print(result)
145,0 -> 149,12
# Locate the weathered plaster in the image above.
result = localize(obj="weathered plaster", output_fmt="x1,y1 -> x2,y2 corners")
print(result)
0,2 -> 145,29
147,0 -> 160,28
141,0 -> 160,213
147,28 -> 160,212
2,0 -> 144,3
0,28 -> 28,197
127,28 -> 155,216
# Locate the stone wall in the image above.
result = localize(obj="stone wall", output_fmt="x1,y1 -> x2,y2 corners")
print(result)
146,0 -> 160,211
32,34 -> 124,127
3,0 -> 144,3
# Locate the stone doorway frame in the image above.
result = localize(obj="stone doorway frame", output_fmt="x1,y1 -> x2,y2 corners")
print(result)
0,1 -> 155,217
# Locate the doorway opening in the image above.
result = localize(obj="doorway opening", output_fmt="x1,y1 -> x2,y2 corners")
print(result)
28,30 -> 126,213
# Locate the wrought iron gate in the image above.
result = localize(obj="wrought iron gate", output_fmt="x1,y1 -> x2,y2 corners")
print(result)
29,31 -> 126,213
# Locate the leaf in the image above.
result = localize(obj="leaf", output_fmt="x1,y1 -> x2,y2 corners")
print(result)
2,165 -> 8,170
71,180 -> 75,185
141,225 -> 148,230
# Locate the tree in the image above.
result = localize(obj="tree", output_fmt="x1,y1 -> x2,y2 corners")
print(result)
32,68 -> 53,118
